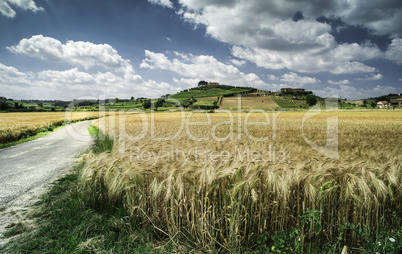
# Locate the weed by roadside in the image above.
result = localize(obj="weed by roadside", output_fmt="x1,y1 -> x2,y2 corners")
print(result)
3,223 -> 28,238
88,125 -> 113,154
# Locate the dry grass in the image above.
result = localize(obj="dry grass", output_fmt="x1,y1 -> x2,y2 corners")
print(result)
82,111 -> 402,251
348,100 -> 364,105
0,112 -> 101,144
221,96 -> 278,109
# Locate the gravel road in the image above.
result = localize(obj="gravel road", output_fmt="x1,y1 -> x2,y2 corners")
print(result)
0,120 -> 94,247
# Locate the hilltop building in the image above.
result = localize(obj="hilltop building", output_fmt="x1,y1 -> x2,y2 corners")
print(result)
207,82 -> 219,86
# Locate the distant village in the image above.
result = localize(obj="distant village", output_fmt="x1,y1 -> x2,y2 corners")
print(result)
376,99 -> 402,108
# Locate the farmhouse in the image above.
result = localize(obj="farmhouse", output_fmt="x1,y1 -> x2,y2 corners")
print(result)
390,98 -> 402,108
376,101 -> 389,108
207,82 -> 219,86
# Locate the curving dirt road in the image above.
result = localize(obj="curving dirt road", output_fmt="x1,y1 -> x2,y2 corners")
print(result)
0,120 -> 94,246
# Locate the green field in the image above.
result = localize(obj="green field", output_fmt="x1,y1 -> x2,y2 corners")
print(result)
272,96 -> 298,108
171,86 -> 255,98
293,99 -> 309,108
193,100 -> 215,106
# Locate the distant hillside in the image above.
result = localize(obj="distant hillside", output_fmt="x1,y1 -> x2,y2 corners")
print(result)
6,86 -> 397,112
365,93 -> 401,102
167,84 -> 320,110
170,85 -> 256,98
0,98 -> 67,112
343,93 -> 402,109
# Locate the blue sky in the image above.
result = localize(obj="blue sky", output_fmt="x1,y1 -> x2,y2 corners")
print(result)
0,0 -> 401,100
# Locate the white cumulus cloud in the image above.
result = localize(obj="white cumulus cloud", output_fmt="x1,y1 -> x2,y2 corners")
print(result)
0,0 -> 43,18
356,74 -> 383,81
148,0 -> 173,9
230,59 -> 246,67
0,62 -> 32,85
280,72 -> 318,85
0,62 -> 180,100
332,0 -> 402,38
176,0 -> 395,74
267,74 -> 278,81
178,0 -> 402,38
232,42 -> 381,74
140,50 -> 271,89
328,79 -> 350,85
385,38 -> 402,65
7,35 -> 135,76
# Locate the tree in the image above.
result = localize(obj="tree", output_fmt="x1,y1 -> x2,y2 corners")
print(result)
143,100 -> 151,109
198,80 -> 208,87
155,99 -> 164,108
130,96 -> 134,100
0,102 -> 10,110
370,101 -> 377,108
306,95 -> 318,106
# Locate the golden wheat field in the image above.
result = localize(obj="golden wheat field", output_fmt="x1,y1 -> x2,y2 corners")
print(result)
0,112 -> 101,144
82,111 -> 402,251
